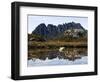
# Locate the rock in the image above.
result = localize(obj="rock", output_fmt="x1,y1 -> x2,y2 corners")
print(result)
32,22 -> 86,39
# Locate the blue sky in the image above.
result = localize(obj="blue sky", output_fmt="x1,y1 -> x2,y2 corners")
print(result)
28,15 -> 88,33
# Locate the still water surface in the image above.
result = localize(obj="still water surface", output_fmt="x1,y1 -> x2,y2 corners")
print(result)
28,48 -> 87,67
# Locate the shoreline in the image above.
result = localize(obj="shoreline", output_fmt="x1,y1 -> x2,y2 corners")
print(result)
28,41 -> 87,49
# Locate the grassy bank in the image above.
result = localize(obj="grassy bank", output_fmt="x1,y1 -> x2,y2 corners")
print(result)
28,41 -> 87,49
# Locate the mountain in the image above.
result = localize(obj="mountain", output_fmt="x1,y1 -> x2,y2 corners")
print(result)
32,23 -> 48,37
32,22 -> 86,39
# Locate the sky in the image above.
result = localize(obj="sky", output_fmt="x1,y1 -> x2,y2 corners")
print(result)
28,15 -> 88,33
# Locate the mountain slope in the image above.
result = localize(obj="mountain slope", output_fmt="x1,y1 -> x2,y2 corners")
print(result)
32,22 -> 86,39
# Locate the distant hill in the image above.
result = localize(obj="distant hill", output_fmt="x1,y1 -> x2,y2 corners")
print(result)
32,22 -> 87,40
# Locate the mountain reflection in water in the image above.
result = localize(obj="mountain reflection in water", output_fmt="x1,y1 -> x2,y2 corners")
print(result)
28,48 -> 87,66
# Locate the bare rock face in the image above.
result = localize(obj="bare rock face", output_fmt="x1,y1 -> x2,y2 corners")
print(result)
32,22 -> 86,39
